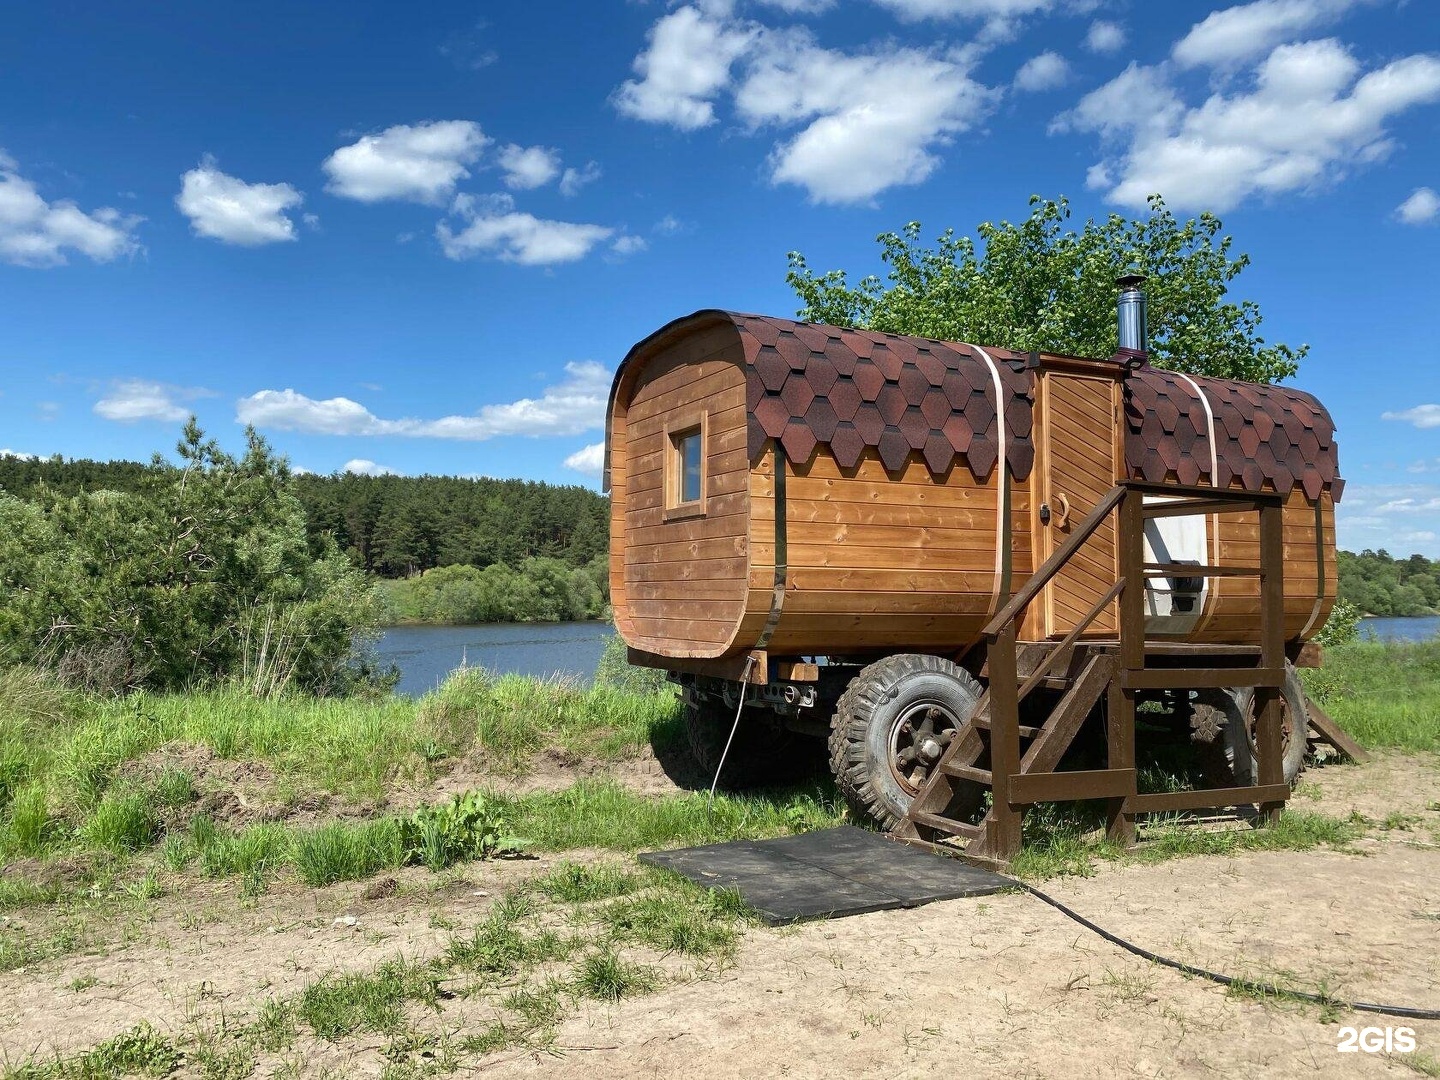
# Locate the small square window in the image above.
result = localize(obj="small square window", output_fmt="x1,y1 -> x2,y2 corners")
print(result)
665,418 -> 707,518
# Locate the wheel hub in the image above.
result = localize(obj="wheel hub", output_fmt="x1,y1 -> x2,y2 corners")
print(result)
889,702 -> 962,796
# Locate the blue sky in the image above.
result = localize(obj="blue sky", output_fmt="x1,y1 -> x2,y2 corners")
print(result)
2,0 -> 1438,553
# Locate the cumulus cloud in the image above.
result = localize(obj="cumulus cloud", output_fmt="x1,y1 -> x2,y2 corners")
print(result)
613,6 -> 756,129
342,459 -> 401,476
736,33 -> 994,203
497,144 -> 562,190
176,156 -> 303,245
559,161 -> 602,197
756,0 -> 834,11
94,379 -> 215,423
1172,0 -> 1358,69
323,121 -> 489,204
1396,187 -> 1439,226
437,193 -> 613,265
1337,482 -> 1440,555
0,449 -> 35,460
615,9 -> 995,203
1085,20 -> 1126,53
1383,404 -> 1440,429
868,0 -> 1056,40
0,151 -> 142,268
237,361 -> 611,441
1059,40 -> 1440,211
1015,51 -> 1070,92
563,441 -> 606,477
611,235 -> 648,256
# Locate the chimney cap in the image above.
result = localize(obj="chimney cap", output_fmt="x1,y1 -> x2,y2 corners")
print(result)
1116,273 -> 1147,290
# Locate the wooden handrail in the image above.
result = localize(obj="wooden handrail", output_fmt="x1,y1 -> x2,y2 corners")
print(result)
983,484 -> 1126,638
1014,578 -> 1126,702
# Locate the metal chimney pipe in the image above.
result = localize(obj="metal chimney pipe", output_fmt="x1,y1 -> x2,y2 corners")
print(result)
1116,273 -> 1147,355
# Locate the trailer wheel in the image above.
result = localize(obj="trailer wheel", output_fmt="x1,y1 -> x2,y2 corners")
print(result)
1191,663 -> 1310,788
684,694 -> 800,789
829,654 -> 984,831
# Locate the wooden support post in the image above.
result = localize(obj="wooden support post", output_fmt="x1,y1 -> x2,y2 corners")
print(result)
1108,487 -> 1144,846
986,622 -> 1023,860
1256,500 -> 1286,825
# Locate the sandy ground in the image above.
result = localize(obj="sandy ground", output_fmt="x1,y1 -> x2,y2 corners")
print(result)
1,752 -> 1438,1078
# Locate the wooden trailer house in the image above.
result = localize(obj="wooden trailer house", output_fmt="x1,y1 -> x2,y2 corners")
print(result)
604,285 -> 1348,865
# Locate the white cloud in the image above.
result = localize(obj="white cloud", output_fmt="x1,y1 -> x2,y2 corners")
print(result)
342,459 -> 401,476
559,161 -> 602,197
0,449 -> 35,460
867,0 -> 1056,39
438,193 -> 613,265
0,151 -> 142,268
1173,0 -> 1358,69
237,361 -> 611,441
1336,482 -> 1440,555
94,379 -> 214,424
1015,51 -> 1070,92
176,156 -> 303,246
323,121 -> 489,204
497,144 -> 562,190
1396,186 -> 1439,225
756,0 -> 834,11
654,214 -> 684,235
563,441 -> 606,477
1060,41 -> 1440,211
1085,19 -> 1126,53
735,34 -> 995,203
613,6 -> 756,129
1383,404 -> 1440,429
611,235 -> 649,256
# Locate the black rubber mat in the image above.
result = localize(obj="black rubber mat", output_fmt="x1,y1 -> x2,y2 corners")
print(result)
639,826 -> 1013,925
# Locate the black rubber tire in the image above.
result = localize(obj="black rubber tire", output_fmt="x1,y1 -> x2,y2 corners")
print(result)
1192,663 -> 1310,788
828,654 -> 984,831
684,694 -> 801,789
1227,663 -> 1311,787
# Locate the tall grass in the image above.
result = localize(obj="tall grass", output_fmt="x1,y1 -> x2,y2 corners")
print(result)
1303,638 -> 1440,752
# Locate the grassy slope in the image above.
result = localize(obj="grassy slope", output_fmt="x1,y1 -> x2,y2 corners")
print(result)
1301,638 -> 1440,752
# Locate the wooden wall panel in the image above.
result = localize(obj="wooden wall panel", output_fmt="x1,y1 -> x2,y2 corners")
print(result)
611,337 -> 750,658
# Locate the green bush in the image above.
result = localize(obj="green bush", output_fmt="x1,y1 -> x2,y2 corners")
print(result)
1315,597 -> 1361,647
593,631 -> 667,694
404,790 -> 527,870
0,422 -> 384,695
376,554 -> 608,625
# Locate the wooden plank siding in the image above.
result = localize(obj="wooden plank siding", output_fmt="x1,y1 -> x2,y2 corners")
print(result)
610,330 -> 752,658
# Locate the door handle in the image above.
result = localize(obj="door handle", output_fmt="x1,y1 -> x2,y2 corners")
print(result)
1053,492 -> 1071,528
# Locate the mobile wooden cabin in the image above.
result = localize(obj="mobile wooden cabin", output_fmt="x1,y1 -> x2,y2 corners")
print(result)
604,293 -> 1346,864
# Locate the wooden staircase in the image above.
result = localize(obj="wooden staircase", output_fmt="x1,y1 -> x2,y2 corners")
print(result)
891,481 -> 1294,866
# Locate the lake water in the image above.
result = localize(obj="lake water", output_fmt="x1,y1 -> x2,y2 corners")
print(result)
1357,616 -> 1440,643
377,622 -> 614,696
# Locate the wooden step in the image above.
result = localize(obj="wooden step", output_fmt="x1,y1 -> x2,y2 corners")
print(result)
942,762 -> 993,785
970,715 -> 1043,739
908,812 -> 982,840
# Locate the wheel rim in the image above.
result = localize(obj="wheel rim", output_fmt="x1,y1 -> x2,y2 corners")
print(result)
1245,694 -> 1295,762
889,700 -> 964,796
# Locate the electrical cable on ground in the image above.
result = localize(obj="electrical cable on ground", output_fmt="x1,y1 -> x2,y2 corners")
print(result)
1019,883 -> 1440,1021
708,655 -> 756,813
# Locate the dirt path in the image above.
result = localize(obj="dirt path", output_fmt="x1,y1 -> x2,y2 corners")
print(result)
1,753 -> 1437,1077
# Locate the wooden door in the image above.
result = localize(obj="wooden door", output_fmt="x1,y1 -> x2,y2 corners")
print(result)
1033,367 -> 1123,639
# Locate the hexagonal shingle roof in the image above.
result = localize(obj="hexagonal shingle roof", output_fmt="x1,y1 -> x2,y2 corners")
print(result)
607,310 -> 1342,503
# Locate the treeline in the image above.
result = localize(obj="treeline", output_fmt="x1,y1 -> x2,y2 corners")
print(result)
1339,549 -> 1440,617
376,558 -> 608,625
0,426 -> 381,695
0,455 -> 609,578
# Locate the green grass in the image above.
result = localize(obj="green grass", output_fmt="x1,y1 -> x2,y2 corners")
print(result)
1302,638 -> 1440,752
1009,806 -> 1364,880
3,1023 -> 180,1079
295,959 -> 440,1039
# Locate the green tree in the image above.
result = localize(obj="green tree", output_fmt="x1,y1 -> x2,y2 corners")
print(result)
787,195 -> 1306,383
0,422 -> 384,695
